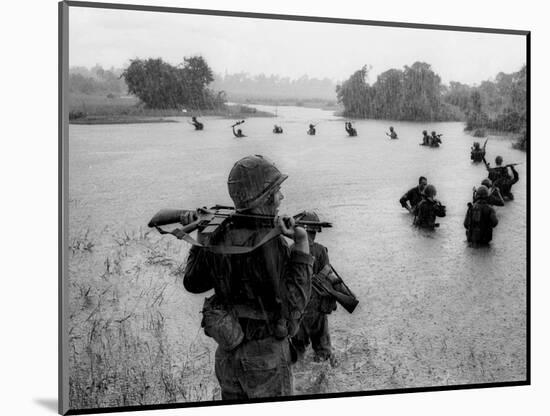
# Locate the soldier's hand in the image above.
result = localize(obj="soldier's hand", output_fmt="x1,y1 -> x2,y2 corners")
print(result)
277,215 -> 308,243
181,210 -> 198,225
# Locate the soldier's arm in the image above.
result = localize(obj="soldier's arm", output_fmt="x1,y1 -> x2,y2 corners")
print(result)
490,208 -> 499,228
510,166 -> 519,185
399,190 -> 411,209
278,219 -> 314,336
492,188 -> 505,206
183,246 -> 215,293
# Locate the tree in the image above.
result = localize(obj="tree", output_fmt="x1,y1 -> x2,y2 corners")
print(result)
122,56 -> 222,109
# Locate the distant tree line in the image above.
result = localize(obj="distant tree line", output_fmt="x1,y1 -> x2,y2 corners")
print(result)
336,62 -> 460,122
444,65 -> 526,134
211,73 -> 336,101
69,65 -> 127,95
121,56 -> 225,109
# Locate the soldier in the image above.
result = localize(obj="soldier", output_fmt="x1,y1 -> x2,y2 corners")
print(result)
400,176 -> 428,213
480,178 -> 504,206
464,185 -> 499,246
420,130 -> 430,146
496,164 -> 519,201
386,126 -> 398,139
470,142 -> 485,162
273,125 -> 283,134
183,155 -> 313,400
413,184 -> 446,229
232,125 -> 246,138
307,124 -> 316,135
189,116 -> 204,130
484,156 -> 519,200
345,122 -> 357,137
291,211 -> 337,365
429,131 -> 442,147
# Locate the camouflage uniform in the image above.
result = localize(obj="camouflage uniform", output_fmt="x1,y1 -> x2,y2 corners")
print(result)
494,166 -> 519,200
291,241 -> 336,360
413,198 -> 446,229
400,186 -> 424,211
183,155 -> 313,400
184,225 -> 313,400
470,145 -> 485,162
464,197 -> 498,245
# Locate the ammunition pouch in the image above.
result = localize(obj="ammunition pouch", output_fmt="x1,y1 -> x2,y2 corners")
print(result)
201,295 -> 244,352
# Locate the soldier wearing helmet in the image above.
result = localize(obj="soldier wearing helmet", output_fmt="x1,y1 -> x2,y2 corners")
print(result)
479,178 -> 504,206
412,184 -> 446,229
307,124 -> 316,135
429,131 -> 442,147
464,185 -> 499,246
484,155 -> 519,200
386,126 -> 398,139
183,155 -> 314,400
470,141 -> 485,162
291,211 -> 337,364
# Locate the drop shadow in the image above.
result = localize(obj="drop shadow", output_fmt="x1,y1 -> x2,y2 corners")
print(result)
34,398 -> 58,413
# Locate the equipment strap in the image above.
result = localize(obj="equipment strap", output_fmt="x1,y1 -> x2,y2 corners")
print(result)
158,226 -> 283,254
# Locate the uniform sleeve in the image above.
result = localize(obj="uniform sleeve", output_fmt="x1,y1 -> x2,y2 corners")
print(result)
400,189 -> 411,208
282,248 -> 314,336
464,206 -> 471,229
183,246 -> 215,293
510,167 -> 519,185
317,245 -> 330,271
489,208 -> 499,228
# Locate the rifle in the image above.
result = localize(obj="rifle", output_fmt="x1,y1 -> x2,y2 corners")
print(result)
148,205 -> 332,249
231,120 -> 245,128
311,264 -> 358,314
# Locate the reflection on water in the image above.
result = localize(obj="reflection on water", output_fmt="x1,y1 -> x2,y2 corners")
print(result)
68,104 -> 526,393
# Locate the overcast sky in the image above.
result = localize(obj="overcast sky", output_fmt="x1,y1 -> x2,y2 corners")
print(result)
69,6 -> 526,85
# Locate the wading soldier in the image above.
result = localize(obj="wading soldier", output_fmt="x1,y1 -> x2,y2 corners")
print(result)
413,184 -> 446,229
480,178 -> 504,207
470,142 -> 485,162
190,116 -> 204,130
420,130 -> 430,146
464,185 -> 499,246
291,211 -> 337,364
307,124 -> 317,135
484,156 -> 519,200
386,126 -> 398,139
183,155 -> 313,400
399,176 -> 428,213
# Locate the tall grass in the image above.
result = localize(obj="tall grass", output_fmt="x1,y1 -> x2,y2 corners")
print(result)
68,229 -> 219,410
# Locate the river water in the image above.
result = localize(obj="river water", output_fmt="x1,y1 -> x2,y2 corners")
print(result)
68,104 -> 527,399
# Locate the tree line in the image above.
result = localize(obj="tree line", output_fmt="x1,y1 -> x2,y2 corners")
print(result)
336,62 -> 460,122
336,62 -> 527,134
69,65 -> 127,95
121,56 -> 225,109
210,73 -> 336,101
444,65 -> 526,134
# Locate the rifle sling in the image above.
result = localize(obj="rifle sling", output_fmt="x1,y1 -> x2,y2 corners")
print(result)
167,226 -> 283,254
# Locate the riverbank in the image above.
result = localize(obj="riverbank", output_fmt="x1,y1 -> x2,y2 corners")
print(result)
68,93 -> 275,124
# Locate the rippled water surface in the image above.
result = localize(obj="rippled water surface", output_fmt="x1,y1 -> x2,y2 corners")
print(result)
68,104 -> 527,402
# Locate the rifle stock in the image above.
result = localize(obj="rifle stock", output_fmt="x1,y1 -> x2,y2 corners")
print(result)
148,209 -> 193,227
312,265 -> 358,314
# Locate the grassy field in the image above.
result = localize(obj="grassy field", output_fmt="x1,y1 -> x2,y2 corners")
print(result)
68,93 -> 274,124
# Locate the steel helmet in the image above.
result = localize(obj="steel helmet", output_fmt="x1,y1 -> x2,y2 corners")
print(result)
422,130 -> 427,135
495,156 -> 503,165
476,185 -> 489,198
299,211 -> 322,233
423,184 -> 437,198
473,142 -> 480,148
481,178 -> 492,188
227,155 -> 288,212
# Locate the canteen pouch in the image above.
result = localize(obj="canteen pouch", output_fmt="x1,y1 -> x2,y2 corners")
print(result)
201,295 -> 244,352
